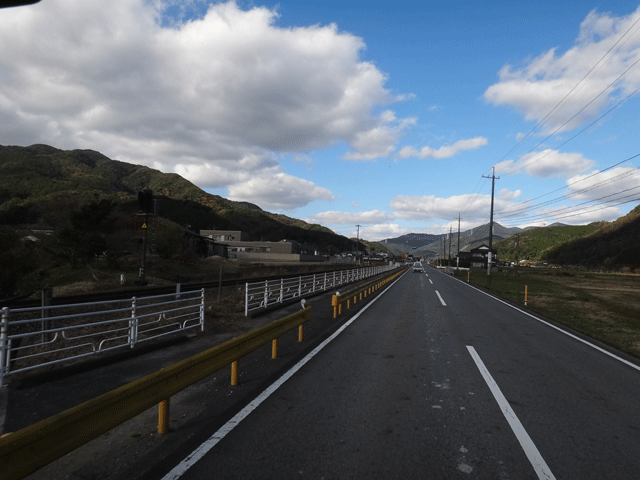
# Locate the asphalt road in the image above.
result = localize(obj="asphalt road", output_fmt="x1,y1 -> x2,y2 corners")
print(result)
149,267 -> 640,480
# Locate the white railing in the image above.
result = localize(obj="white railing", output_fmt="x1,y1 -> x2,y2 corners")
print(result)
245,265 -> 396,315
0,289 -> 205,386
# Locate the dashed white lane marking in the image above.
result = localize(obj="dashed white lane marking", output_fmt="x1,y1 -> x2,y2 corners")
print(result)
467,346 -> 556,480
429,279 -> 433,284
435,290 -> 447,306
160,270 -> 409,480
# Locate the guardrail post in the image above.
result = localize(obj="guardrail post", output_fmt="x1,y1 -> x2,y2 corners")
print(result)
231,360 -> 239,386
200,288 -> 205,332
176,283 -> 181,300
298,277 -> 302,298
271,338 -> 279,359
1,307 -> 8,387
158,398 -> 170,434
130,297 -> 138,348
263,280 -> 269,310
245,283 -> 249,316
279,278 -> 284,303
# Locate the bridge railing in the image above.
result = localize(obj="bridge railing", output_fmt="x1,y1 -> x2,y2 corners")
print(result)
244,265 -> 396,315
0,289 -> 205,386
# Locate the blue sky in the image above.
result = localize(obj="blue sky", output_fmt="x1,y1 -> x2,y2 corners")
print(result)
2,1 -> 640,240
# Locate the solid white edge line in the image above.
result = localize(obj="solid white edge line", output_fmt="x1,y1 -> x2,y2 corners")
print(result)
435,290 -> 447,306
467,346 -> 556,480
440,271 -> 640,373
161,269 -> 410,480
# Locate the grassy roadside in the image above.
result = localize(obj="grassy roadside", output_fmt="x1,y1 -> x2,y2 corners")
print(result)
456,268 -> 640,359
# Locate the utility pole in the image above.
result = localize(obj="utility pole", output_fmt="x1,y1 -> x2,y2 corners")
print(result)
448,226 -> 452,268
482,167 -> 499,276
516,233 -> 520,275
457,214 -> 460,269
355,224 -> 361,266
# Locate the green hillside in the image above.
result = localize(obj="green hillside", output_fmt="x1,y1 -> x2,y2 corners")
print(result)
0,144 -> 364,300
0,144 -> 348,249
541,205 -> 640,270
494,224 -> 604,263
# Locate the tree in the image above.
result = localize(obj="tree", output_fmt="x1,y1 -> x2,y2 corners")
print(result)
55,200 -> 117,267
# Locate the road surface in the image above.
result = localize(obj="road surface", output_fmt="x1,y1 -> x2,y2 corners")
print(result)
145,267 -> 640,480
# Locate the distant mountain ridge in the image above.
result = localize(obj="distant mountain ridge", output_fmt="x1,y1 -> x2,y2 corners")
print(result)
0,144 -> 355,253
383,223 -> 525,256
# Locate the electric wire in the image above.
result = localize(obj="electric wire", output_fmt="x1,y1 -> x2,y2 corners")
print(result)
496,159 -> 640,217
494,13 -> 640,167
498,68 -> 640,178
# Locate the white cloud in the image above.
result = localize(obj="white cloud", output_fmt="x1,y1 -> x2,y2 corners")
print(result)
531,204 -> 623,226
566,166 -> 640,202
359,224 -> 410,241
498,188 -> 522,201
227,172 -> 334,211
394,137 -> 488,161
0,0 -> 412,210
484,7 -> 640,134
496,149 -> 595,178
308,209 -> 393,225
390,193 -> 494,222
343,112 -> 417,161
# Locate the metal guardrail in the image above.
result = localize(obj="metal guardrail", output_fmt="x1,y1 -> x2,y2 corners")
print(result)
331,267 -> 408,317
0,289 -> 205,387
0,305 -> 312,480
244,265 -> 395,315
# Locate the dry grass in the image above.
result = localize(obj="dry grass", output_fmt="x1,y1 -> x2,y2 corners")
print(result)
465,268 -> 640,359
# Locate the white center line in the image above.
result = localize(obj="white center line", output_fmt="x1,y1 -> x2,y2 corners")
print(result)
435,290 -> 446,306
467,346 -> 556,480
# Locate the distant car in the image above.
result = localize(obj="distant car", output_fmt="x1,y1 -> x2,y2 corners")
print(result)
413,262 -> 422,272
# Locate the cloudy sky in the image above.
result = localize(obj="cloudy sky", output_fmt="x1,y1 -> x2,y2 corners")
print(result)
2,0 -> 640,240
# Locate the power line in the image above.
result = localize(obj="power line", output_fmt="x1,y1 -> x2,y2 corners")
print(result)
497,16 -> 640,164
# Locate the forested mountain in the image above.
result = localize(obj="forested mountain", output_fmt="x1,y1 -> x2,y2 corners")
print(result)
539,206 -> 640,270
493,223 -> 604,263
0,144 -> 354,252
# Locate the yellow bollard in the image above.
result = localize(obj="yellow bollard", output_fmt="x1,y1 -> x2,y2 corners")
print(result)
331,295 -> 338,318
347,299 -> 351,309
158,398 -> 170,434
298,324 -> 304,342
525,285 -> 528,306
271,338 -> 279,359
231,360 -> 239,386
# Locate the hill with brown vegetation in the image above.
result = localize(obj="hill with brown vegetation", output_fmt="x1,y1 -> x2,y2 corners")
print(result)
540,205 -> 640,270
0,144 -> 363,300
